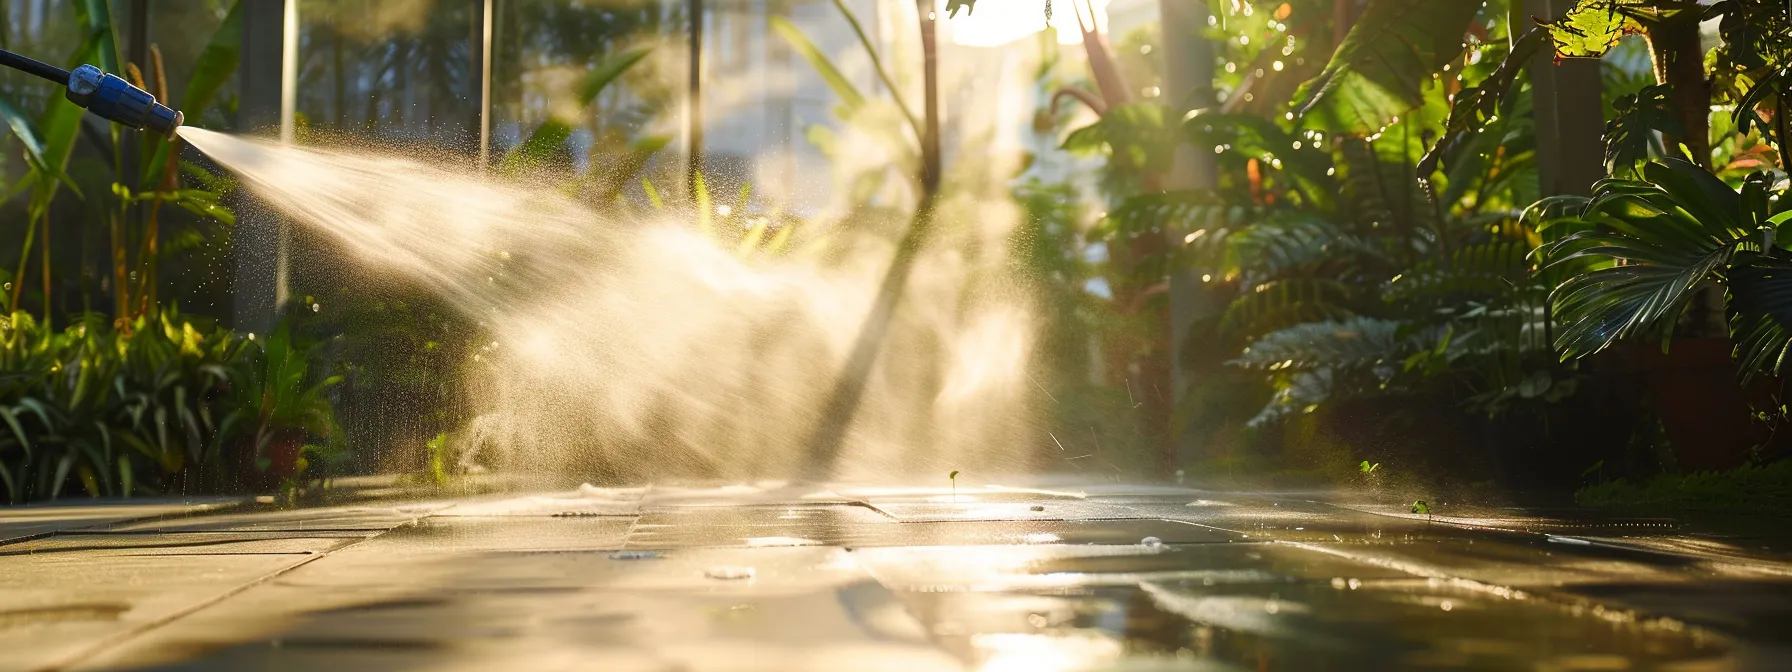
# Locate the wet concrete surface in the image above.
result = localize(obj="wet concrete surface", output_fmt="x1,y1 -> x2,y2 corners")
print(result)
2,483 -> 1789,671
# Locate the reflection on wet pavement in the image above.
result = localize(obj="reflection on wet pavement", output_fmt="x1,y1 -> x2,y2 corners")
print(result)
1,483 -> 1786,671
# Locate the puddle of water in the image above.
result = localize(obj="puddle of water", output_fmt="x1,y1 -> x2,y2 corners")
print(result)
863,545 -> 1736,671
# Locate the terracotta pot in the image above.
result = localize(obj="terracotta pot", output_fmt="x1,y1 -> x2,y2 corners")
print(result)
1626,338 -> 1780,472
264,430 -> 308,480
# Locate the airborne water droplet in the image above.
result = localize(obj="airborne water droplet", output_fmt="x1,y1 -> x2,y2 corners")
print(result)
2,283 -> 11,291
311,303 -> 321,313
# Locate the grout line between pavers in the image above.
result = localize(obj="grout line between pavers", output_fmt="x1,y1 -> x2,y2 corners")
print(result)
34,515 -> 428,672
0,499 -> 251,548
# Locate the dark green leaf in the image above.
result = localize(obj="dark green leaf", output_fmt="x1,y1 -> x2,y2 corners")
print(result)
1604,84 -> 1681,177
1294,0 -> 1480,135
1420,28 -> 1545,176
1726,252 -> 1792,378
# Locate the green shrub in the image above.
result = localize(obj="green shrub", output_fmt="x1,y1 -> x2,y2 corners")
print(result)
0,308 -> 341,502
1576,460 -> 1792,516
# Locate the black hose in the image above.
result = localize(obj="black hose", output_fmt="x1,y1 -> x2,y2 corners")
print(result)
0,48 -> 70,86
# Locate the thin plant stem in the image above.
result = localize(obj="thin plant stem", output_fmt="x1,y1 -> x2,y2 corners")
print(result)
135,137 -> 180,317
11,196 -> 39,312
830,0 -> 922,143
40,206 -> 50,327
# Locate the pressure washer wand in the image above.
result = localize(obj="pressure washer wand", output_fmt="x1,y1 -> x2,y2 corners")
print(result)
0,48 -> 182,137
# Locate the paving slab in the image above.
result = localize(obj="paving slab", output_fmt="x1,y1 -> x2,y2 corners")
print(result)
0,551 -> 329,671
0,499 -> 240,545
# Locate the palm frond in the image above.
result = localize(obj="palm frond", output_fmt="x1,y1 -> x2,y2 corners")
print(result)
1385,240 -> 1533,306
1230,317 -> 1410,372
1545,160 -> 1756,358
1219,279 -> 1357,341
1726,252 -> 1792,378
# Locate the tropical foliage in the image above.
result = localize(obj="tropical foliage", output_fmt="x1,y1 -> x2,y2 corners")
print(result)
0,308 -> 341,503
1065,0 -> 1791,484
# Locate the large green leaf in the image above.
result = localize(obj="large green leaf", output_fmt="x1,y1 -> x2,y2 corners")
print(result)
181,1 -> 243,119
0,97 -> 81,196
770,17 -> 867,117
143,0 -> 243,186
502,45 -> 654,171
1105,190 -> 1253,240
1293,0 -> 1480,135
30,24 -> 101,209
73,0 -> 120,73
1419,28 -> 1545,177
1604,83 -> 1681,177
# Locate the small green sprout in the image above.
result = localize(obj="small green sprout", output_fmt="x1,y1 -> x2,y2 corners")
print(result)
1360,461 -> 1380,474
1411,500 -> 1431,519
949,470 -> 960,501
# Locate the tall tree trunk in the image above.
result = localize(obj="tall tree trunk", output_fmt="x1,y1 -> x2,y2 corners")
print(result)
1139,0 -> 1222,474
686,0 -> 705,198
1646,11 -> 1710,167
917,0 -> 940,199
